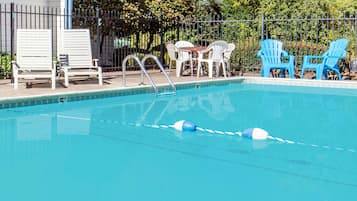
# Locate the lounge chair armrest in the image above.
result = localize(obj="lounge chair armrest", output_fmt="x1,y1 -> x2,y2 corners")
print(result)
281,53 -> 293,59
197,48 -> 212,59
93,59 -> 99,67
197,48 -> 211,54
11,60 -> 20,69
257,50 -> 263,57
179,49 -> 193,55
177,49 -> 193,59
52,61 -> 57,69
178,49 -> 192,53
58,54 -> 69,67
281,50 -> 289,57
326,55 -> 345,59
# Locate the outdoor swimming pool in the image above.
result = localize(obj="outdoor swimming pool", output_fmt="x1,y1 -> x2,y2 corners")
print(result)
1,82 -> 357,201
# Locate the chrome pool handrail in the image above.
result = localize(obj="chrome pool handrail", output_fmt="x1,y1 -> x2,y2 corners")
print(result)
141,54 -> 176,94
122,54 -> 158,94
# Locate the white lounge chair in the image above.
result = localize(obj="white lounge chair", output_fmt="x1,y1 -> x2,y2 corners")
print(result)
12,29 -> 56,90
58,29 -> 103,87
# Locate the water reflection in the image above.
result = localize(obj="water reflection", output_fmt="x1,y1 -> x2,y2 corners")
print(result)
197,92 -> 235,120
16,115 -> 53,141
56,110 -> 91,136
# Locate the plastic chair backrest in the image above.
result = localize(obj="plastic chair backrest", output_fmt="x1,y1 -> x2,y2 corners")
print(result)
166,43 -> 177,60
59,29 -> 93,68
224,43 -> 236,61
16,29 -> 52,70
207,40 -> 228,60
323,38 -> 348,68
259,39 -> 284,64
208,40 -> 228,48
208,45 -> 227,61
175,41 -> 194,60
175,41 -> 194,48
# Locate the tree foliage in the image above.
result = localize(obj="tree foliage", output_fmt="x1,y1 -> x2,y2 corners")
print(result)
73,0 -> 356,61
73,0 -> 196,53
221,0 -> 357,19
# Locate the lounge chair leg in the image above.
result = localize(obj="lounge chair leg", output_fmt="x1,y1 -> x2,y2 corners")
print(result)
197,62 -> 202,78
337,72 -> 342,80
263,68 -> 271,77
208,63 -> 213,78
322,70 -> 327,79
190,59 -> 193,77
14,78 -> 18,90
64,69 -> 69,87
98,68 -> 103,85
301,69 -> 305,79
226,62 -> 230,77
289,69 -> 294,78
222,62 -> 227,78
51,69 -> 56,89
176,61 -> 182,77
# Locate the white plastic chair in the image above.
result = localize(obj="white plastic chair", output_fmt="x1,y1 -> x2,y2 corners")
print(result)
58,29 -> 103,87
174,40 -> 194,77
12,29 -> 56,90
166,43 -> 177,71
197,40 -> 228,78
224,43 -> 236,75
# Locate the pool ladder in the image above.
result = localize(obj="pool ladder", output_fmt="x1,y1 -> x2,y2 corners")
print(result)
122,54 -> 176,96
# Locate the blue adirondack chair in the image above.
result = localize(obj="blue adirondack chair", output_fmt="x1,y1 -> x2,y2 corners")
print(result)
301,38 -> 348,80
257,39 -> 295,78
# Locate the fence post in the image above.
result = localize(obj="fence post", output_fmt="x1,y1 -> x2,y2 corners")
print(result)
176,16 -> 180,41
10,3 -> 15,82
159,15 -> 165,65
96,7 -> 101,62
355,12 -> 357,60
261,13 -> 264,40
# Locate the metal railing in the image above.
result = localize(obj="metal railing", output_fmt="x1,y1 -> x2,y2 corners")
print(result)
141,54 -> 176,95
122,54 -> 176,95
0,3 -> 356,79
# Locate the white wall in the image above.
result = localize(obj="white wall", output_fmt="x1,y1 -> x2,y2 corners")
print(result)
0,0 -> 64,54
0,0 -> 62,7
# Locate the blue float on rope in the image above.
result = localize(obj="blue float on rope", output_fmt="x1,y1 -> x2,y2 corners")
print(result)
173,120 -> 197,132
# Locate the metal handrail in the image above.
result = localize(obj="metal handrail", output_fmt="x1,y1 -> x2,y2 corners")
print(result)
122,54 -> 158,94
141,54 -> 176,93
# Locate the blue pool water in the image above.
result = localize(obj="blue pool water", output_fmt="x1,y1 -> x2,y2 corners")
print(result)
1,83 -> 357,201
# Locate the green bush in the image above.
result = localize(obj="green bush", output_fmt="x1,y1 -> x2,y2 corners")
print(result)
0,53 -> 11,79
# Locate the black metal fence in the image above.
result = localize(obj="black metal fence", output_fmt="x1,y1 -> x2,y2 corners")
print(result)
0,3 -> 356,78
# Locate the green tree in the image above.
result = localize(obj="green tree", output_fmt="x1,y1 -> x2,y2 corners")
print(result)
73,0 -> 196,55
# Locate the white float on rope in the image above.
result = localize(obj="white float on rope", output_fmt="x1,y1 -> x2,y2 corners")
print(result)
242,128 -> 269,140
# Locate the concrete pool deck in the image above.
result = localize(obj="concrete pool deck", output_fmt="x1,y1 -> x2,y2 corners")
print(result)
1,69 -> 357,102
0,70 -> 241,100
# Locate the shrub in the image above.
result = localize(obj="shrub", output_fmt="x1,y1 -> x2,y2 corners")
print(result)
0,53 -> 11,79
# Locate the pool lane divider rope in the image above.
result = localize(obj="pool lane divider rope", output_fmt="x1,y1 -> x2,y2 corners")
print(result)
129,120 -> 356,153
5,109 -> 356,154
